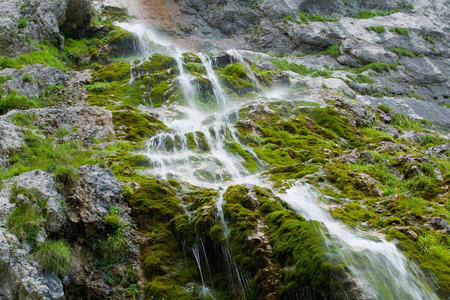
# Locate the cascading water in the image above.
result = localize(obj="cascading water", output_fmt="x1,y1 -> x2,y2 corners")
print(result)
282,183 -> 438,300
117,21 -> 440,300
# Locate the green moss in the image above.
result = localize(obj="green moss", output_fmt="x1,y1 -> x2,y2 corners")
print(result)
331,203 -> 376,226
145,54 -> 176,73
224,141 -> 259,173
150,81 -> 171,107
104,27 -> 138,57
325,163 -> 370,198
220,63 -> 256,95
112,110 -> 166,141
17,17 -> 27,29
146,278 -> 195,300
309,107 -> 358,143
263,202 -> 355,299
131,180 -> 182,223
422,35 -> 435,44
272,60 -> 332,77
93,62 -> 131,82
184,62 -> 206,74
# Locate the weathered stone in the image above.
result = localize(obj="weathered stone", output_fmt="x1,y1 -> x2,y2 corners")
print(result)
0,64 -> 69,98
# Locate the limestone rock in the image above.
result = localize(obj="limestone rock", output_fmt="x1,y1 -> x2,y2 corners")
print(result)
0,64 -> 69,98
0,120 -> 24,168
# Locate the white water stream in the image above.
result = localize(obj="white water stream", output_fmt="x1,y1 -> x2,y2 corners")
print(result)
117,21 -> 440,300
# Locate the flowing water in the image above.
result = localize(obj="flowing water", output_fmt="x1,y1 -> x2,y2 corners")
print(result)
117,21 -> 439,299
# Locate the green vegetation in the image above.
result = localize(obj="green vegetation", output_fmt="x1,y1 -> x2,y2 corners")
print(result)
299,11 -> 339,23
391,47 -> 416,58
0,43 -> 67,71
389,27 -> 410,37
357,10 -> 399,19
422,35 -> 435,44
365,26 -> 386,33
377,104 -> 392,113
272,60 -> 332,77
17,18 -> 27,29
2,129 -> 99,180
346,74 -> 376,84
359,62 -> 399,73
35,240 -> 73,275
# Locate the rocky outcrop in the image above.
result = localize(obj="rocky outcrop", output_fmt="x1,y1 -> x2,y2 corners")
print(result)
0,166 -> 143,300
0,120 -> 24,168
7,104 -> 115,146
0,65 -> 69,98
0,170 -> 66,300
0,0 -> 91,57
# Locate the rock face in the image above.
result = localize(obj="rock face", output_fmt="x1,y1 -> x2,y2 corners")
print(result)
0,0 -> 91,56
0,166 -> 142,300
7,104 -> 115,145
0,170 -> 66,300
0,120 -> 23,168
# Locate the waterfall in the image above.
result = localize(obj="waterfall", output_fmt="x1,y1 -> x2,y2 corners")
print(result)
282,183 -> 439,300
115,21 -> 440,300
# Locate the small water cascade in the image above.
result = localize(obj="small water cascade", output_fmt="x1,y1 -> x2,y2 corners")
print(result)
199,53 -> 227,106
227,49 -> 265,92
282,183 -> 439,300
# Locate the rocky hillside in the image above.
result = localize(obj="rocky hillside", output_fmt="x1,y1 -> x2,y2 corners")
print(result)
0,0 -> 449,299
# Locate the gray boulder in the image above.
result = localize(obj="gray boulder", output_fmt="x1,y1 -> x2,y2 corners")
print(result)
0,64 -> 69,98
0,120 -> 24,168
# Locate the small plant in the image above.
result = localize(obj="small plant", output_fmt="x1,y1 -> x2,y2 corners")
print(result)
17,18 -> 28,29
22,72 -> 33,82
422,35 -> 435,44
35,240 -> 73,275
377,104 -> 392,113
389,27 -> 410,38
365,26 -> 386,33
391,47 -> 416,58
357,10 -> 398,19
55,166 -> 80,194
298,11 -> 339,23
360,62 -> 399,73
0,90 -> 38,114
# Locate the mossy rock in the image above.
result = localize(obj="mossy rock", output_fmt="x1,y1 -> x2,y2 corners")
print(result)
219,63 -> 257,95
104,27 -> 139,57
130,180 -> 182,223
93,62 -> 131,82
146,278 -> 195,300
112,110 -> 166,141
182,52 -> 201,63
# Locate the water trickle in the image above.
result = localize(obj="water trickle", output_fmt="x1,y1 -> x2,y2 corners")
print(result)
282,183 -> 439,300
199,53 -> 227,106
227,49 -> 265,92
